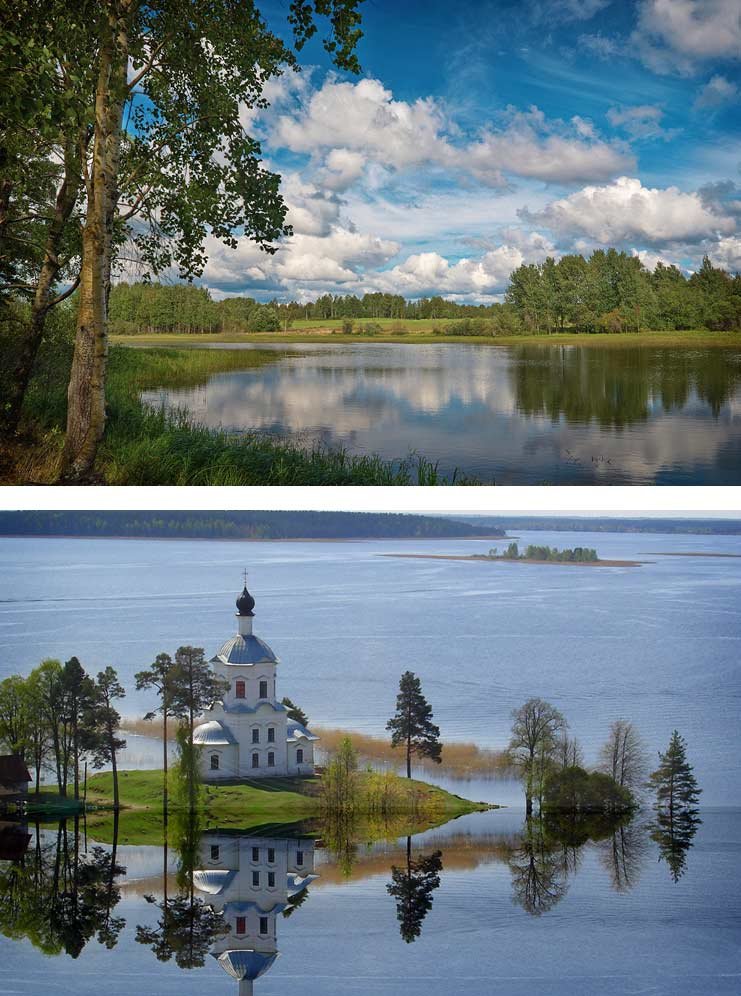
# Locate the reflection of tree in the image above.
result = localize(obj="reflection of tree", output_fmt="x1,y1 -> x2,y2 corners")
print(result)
508,819 -> 568,916
135,809 -> 227,969
650,809 -> 701,883
0,816 -> 125,955
511,346 -> 740,428
598,818 -> 648,892
322,814 -> 359,878
386,836 -> 443,943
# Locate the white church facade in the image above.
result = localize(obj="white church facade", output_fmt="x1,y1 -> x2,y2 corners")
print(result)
192,582 -> 318,780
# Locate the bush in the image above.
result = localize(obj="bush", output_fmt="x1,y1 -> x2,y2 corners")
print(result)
544,765 -> 634,814
249,305 -> 281,333
342,318 -> 354,334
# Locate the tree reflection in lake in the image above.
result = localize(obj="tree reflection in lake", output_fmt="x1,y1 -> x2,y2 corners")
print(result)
0,807 -> 708,992
387,836 -> 443,943
650,809 -> 702,883
510,345 -> 741,428
0,815 -> 125,956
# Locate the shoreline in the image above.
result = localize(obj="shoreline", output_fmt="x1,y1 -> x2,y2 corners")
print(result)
638,551 -> 741,558
382,553 -> 647,568
0,532 -> 507,544
111,329 -> 741,350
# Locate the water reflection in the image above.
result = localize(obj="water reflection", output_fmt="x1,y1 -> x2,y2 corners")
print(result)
387,836 -> 443,942
650,809 -> 702,883
0,809 -> 706,990
141,343 -> 741,483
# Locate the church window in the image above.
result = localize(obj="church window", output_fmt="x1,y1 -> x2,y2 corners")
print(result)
259,917 -> 269,936
252,752 -> 259,769
296,850 -> 304,867
252,846 -> 260,862
252,871 -> 259,887
267,751 -> 275,767
296,748 -> 304,764
259,680 -> 268,699
268,872 -> 275,888
211,845 -> 220,860
267,727 -> 275,743
210,754 -> 219,771
235,679 -> 245,699
252,728 -> 259,744
267,847 -> 275,863
236,916 -> 246,935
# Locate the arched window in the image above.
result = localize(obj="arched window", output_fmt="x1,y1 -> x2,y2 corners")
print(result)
235,679 -> 245,699
296,748 -> 304,765
259,917 -> 268,936
210,754 -> 219,770
252,752 -> 259,769
251,727 -> 259,744
267,726 -> 275,743
236,916 -> 246,935
267,751 -> 275,767
259,679 -> 268,699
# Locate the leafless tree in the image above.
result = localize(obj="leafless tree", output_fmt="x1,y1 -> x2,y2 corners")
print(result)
598,719 -> 648,795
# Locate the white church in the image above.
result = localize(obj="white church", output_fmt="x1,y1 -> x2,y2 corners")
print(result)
193,581 -> 318,780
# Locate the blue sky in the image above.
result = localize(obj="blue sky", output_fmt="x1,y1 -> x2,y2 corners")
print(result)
198,0 -> 740,302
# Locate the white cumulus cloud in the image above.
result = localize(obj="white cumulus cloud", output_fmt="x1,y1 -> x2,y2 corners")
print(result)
694,74 -> 739,108
523,176 -> 736,245
632,0 -> 741,75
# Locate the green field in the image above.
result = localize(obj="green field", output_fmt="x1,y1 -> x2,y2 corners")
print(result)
111,327 -> 741,348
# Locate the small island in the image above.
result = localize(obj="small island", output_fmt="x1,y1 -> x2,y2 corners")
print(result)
384,542 -> 646,568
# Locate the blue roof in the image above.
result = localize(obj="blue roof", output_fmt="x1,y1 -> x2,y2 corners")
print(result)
192,720 -> 237,746
212,634 -> 279,666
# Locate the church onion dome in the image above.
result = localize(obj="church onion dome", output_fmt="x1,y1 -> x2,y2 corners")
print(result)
213,634 -> 279,667
193,869 -> 236,895
236,585 -> 255,617
192,719 -> 237,746
286,719 -> 319,743
214,950 -> 278,982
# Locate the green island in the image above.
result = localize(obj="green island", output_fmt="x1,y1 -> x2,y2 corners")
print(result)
28,768 -> 488,846
385,542 -> 646,568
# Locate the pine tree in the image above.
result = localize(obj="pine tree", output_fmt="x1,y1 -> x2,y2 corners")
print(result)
387,671 -> 442,778
136,652 -> 187,814
648,730 -> 701,815
281,696 -> 309,728
171,646 -> 228,811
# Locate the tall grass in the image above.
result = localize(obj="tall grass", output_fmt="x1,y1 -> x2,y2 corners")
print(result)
18,343 -> 471,485
315,726 -> 514,778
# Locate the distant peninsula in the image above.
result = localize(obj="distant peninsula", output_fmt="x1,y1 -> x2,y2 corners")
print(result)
385,542 -> 645,568
0,510 -> 506,541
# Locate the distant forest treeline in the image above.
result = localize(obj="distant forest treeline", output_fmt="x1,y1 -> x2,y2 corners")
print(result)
110,251 -> 740,335
458,516 -> 741,535
0,511 -> 503,540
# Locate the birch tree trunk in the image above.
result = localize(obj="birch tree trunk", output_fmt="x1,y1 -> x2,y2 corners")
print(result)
61,3 -> 129,480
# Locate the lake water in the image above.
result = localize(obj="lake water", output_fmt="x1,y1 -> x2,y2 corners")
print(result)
1,531 -> 740,806
1,807 -> 739,996
139,342 -> 741,483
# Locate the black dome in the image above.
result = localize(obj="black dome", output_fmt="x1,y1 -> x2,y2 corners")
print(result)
236,585 -> 255,617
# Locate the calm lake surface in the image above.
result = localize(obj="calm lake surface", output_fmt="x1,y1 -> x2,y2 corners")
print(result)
1,808 -> 739,996
2,533 -> 741,993
139,342 -> 741,483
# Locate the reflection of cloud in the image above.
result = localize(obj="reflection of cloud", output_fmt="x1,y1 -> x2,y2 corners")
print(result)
141,344 -> 741,484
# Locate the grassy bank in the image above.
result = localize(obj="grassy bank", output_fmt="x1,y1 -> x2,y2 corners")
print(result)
72,768 -> 489,844
111,327 -> 741,348
9,345 -> 466,485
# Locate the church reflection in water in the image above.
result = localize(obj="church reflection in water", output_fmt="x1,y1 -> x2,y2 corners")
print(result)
193,832 -> 317,995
